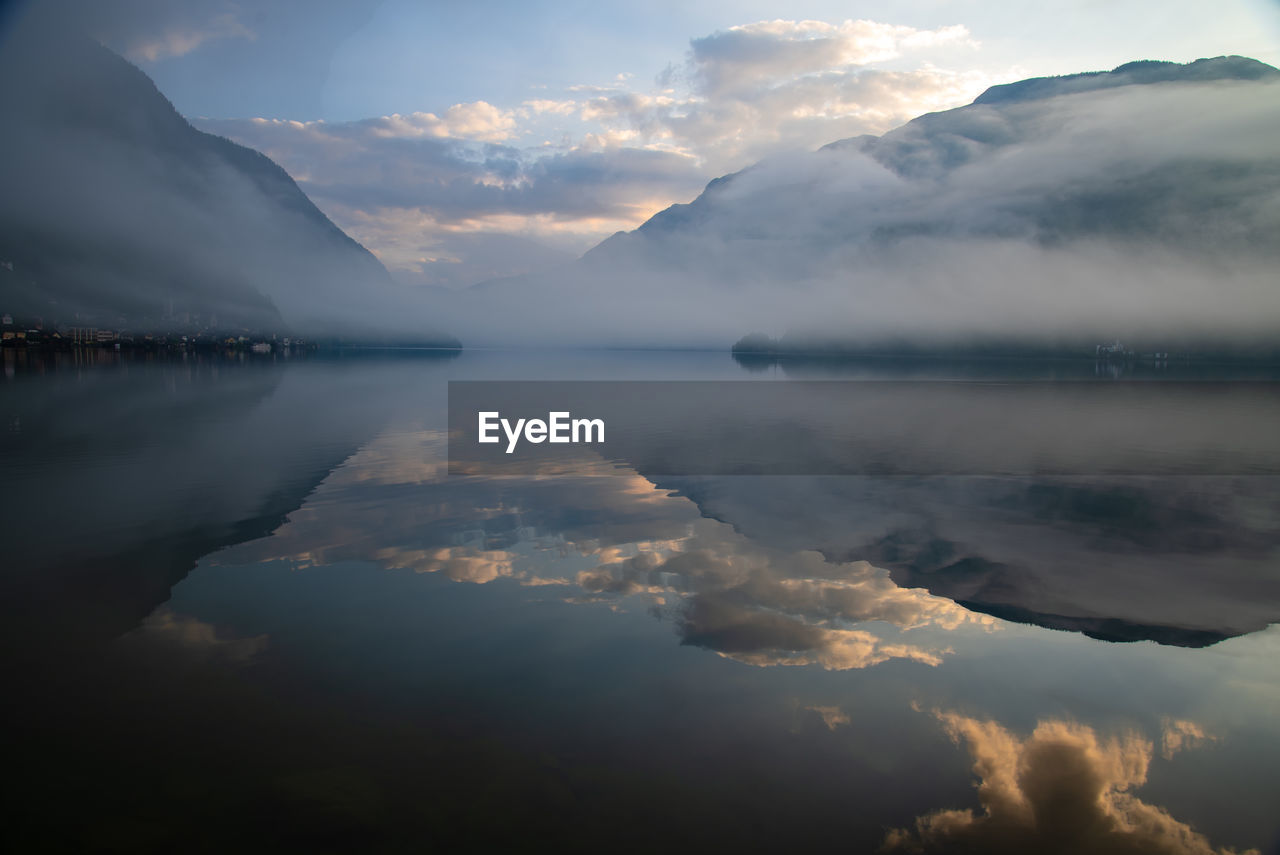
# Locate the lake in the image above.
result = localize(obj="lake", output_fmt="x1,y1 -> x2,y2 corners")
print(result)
3,347 -> 1278,853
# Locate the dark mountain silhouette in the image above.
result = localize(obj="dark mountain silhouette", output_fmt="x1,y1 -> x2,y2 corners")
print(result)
0,24 -> 453,342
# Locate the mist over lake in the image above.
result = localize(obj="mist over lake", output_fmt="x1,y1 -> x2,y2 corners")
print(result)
4,1 -> 1280,851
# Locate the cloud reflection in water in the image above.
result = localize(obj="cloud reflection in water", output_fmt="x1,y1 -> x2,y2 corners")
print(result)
886,710 -> 1253,855
215,427 -> 993,670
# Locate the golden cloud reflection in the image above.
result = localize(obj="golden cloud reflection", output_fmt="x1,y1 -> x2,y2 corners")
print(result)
804,704 -> 852,731
214,428 -> 994,670
885,710 -> 1253,855
126,607 -> 269,663
1161,718 -> 1217,761
374,545 -> 517,584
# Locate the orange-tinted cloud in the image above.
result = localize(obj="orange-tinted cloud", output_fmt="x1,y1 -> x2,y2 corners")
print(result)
885,711 -> 1257,855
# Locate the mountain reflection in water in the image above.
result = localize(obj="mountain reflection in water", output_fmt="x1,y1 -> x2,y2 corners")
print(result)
2,349 -> 1277,853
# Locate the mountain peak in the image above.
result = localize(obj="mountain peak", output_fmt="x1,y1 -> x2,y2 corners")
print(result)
971,55 -> 1279,106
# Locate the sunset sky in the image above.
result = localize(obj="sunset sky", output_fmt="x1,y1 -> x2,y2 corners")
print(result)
10,0 -> 1280,288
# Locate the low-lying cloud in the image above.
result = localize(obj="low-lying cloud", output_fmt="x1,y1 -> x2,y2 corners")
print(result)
5,9 -> 1276,348
438,72 -> 1280,349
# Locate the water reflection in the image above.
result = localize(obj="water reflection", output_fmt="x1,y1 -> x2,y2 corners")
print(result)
0,350 -> 448,660
886,710 -> 1253,855
127,606 -> 270,664
654,474 -> 1280,646
3,351 -> 1278,853
215,428 -> 992,671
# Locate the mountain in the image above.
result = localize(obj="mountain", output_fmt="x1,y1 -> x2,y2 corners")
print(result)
596,56 -> 1280,261
968,56 -> 1279,105
459,57 -> 1280,351
0,23 -> 452,342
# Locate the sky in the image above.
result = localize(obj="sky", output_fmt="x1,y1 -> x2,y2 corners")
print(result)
6,0 -> 1280,291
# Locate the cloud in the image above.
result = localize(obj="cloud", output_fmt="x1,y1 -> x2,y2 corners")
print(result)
190,16 -> 1003,288
125,11 -> 254,61
626,19 -> 992,171
447,71 -> 1280,349
211,428 -> 987,671
1161,719 -> 1216,761
684,597 -> 947,670
585,519 -> 988,669
19,0 -> 257,62
884,711 -> 1257,854
130,607 -> 269,662
195,114 -> 706,285
804,704 -> 851,730
375,545 -> 517,584
687,19 -> 975,97
368,102 -> 517,142
576,51 -> 998,173
521,98 -> 578,117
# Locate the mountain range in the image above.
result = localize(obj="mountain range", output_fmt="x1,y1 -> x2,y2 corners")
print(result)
3,29 -> 1277,352
457,56 -> 1280,352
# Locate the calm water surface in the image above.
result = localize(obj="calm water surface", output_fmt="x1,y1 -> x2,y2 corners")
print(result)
3,348 -> 1279,853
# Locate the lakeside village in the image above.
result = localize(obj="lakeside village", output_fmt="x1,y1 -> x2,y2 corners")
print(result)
0,311 -> 310,355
